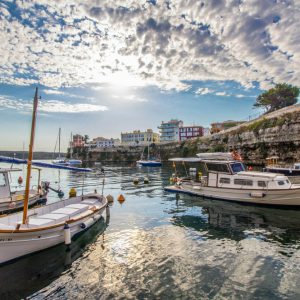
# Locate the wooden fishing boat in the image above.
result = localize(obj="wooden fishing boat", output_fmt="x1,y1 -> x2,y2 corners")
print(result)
0,88 -> 109,265
0,193 -> 107,265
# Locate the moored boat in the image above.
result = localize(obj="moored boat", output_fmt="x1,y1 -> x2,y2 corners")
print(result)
136,143 -> 162,167
137,160 -> 162,167
165,154 -> 300,206
264,156 -> 300,176
0,193 -> 108,265
0,168 -> 47,214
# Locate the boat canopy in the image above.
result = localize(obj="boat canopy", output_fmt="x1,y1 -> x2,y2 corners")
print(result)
169,157 -> 237,164
169,157 -> 203,163
196,152 -> 233,160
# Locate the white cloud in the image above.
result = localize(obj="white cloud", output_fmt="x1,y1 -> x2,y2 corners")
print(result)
215,92 -> 228,96
43,89 -> 66,95
195,87 -> 214,95
0,0 -> 300,91
0,96 -> 108,113
112,94 -> 148,102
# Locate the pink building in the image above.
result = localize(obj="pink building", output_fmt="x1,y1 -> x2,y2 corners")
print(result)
72,134 -> 85,147
179,126 -> 204,141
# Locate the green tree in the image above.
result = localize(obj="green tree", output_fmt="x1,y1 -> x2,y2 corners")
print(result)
254,83 -> 299,113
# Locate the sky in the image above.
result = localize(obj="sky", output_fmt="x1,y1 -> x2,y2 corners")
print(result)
0,0 -> 299,151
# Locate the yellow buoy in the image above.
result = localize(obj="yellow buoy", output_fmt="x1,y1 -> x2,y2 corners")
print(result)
117,194 -> 125,202
69,188 -> 77,198
106,194 -> 114,203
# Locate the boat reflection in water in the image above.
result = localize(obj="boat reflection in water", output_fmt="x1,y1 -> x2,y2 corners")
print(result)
0,217 -> 107,300
170,194 -> 300,244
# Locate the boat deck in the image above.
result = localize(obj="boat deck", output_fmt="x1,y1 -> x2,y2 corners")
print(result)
0,195 -> 103,229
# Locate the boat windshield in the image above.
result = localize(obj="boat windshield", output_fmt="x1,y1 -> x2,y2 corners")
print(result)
230,162 -> 245,173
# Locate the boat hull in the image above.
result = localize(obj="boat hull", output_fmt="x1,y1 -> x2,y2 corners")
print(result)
137,160 -> 162,167
0,192 -> 47,214
165,184 -> 300,206
0,194 -> 107,265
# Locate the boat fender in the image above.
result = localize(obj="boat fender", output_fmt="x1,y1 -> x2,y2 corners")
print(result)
106,205 -> 110,218
18,176 -> 23,185
9,201 -> 16,209
64,223 -> 71,245
58,190 -> 64,199
80,218 -> 94,229
69,188 -> 77,198
106,194 -> 114,203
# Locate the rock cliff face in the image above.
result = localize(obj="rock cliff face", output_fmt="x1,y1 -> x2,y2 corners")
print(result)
186,105 -> 300,165
87,105 -> 300,165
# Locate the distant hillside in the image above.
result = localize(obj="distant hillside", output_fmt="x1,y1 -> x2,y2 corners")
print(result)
0,151 -> 66,160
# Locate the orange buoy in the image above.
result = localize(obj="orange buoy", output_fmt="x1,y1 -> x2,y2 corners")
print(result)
18,176 -> 23,185
117,194 -> 125,202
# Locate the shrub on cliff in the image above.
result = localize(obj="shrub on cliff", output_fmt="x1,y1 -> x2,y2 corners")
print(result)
254,83 -> 299,113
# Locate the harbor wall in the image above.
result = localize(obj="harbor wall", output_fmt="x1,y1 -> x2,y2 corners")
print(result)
87,104 -> 300,165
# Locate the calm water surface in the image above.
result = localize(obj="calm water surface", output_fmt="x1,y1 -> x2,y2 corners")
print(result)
1,162 -> 300,299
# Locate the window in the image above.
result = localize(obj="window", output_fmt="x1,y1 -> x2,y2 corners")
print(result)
230,163 -> 245,173
0,173 -> 6,187
277,181 -> 285,186
219,178 -> 230,184
234,179 -> 253,186
206,163 -> 230,173
257,181 -> 267,187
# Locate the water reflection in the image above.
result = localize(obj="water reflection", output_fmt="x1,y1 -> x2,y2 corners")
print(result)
0,218 -> 107,300
169,194 -> 300,245
1,163 -> 300,299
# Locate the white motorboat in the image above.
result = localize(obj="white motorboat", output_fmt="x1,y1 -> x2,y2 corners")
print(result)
0,88 -> 109,265
0,168 -> 47,214
165,154 -> 300,206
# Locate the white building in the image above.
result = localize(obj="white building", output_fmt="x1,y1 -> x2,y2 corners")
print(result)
121,129 -> 160,146
203,127 -> 211,136
91,137 -> 120,148
158,119 -> 183,143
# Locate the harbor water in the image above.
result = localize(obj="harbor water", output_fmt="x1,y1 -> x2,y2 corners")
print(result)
1,162 -> 300,299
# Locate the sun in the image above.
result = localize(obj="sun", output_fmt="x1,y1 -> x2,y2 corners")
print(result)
106,71 -> 145,89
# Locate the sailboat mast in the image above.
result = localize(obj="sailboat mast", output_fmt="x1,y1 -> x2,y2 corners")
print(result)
58,127 -> 61,159
70,132 -> 73,159
22,87 -> 39,224
147,142 -> 150,160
